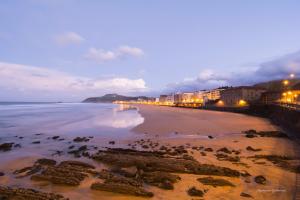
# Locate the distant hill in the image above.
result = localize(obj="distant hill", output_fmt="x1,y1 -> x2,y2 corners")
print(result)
253,78 -> 300,92
82,93 -> 152,103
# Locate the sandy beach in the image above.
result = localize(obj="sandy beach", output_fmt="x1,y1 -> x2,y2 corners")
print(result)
0,104 -> 299,200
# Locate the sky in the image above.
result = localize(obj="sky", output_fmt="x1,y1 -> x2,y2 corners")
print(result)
0,0 -> 300,101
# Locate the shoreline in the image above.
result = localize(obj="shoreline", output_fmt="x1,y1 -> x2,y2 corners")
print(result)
0,104 -> 299,200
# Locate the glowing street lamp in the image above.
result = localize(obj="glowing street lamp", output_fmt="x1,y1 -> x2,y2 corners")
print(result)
290,73 -> 295,78
283,80 -> 289,86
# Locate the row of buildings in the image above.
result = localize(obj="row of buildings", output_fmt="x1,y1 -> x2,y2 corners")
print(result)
114,81 -> 300,108
156,85 -> 300,107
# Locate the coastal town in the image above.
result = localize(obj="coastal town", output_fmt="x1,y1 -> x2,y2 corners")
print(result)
115,75 -> 300,110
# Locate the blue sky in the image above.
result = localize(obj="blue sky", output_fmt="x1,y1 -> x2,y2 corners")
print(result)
0,0 -> 300,101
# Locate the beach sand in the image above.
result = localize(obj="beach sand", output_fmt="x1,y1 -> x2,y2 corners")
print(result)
0,104 -> 299,200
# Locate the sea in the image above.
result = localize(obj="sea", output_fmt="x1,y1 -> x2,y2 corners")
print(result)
0,102 -> 144,138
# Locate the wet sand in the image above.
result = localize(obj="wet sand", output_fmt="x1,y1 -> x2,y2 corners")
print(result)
0,104 -> 299,200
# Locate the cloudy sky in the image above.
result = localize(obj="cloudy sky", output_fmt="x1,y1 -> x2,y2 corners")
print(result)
0,0 -> 300,101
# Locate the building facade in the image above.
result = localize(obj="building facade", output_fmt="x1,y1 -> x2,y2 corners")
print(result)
220,86 -> 266,107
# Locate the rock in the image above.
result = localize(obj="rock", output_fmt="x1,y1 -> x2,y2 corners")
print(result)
204,147 -> 213,152
68,145 -> 88,157
182,154 -> 195,160
0,172 -> 4,176
14,143 -> 21,148
14,165 -> 42,178
201,152 -> 207,156
0,143 -> 14,151
32,141 -> 41,144
141,171 -> 180,190
73,137 -> 89,142
197,177 -> 235,187
52,136 -> 60,140
0,186 -> 67,200
16,159 -> 95,186
215,153 -> 240,162
246,146 -> 261,152
217,147 -> 232,154
244,130 -> 287,138
245,134 -> 256,138
68,145 -> 75,149
91,182 -> 154,197
92,148 -> 241,177
35,158 -> 57,166
240,192 -> 253,198
208,135 -> 214,139
111,167 -> 138,178
100,171 -> 142,187
187,186 -> 204,197
249,155 -> 300,173
109,141 -> 115,145
254,175 -> 266,185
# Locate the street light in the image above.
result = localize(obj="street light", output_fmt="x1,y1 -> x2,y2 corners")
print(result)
290,73 -> 295,78
283,80 -> 289,86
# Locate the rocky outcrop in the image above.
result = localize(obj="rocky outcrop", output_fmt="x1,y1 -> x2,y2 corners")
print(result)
14,158 -> 96,186
0,143 -> 14,151
141,171 -> 181,190
91,182 -> 153,197
92,148 -> 241,177
197,176 -> 235,187
0,186 -> 67,200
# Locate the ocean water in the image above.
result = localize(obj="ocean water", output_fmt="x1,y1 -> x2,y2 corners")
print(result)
0,102 -> 144,138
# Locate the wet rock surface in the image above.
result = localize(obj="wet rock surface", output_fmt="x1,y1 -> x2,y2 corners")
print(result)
187,186 -> 205,197
197,176 -> 235,187
215,153 -> 240,162
91,182 -> 154,197
250,155 -> 300,173
73,137 -> 89,142
68,145 -> 88,157
0,186 -> 68,200
141,171 -> 180,190
244,130 -> 287,138
92,148 -> 241,177
254,175 -> 267,185
0,143 -> 14,151
246,146 -> 262,152
240,192 -> 253,198
14,158 -> 96,186
217,147 -> 232,154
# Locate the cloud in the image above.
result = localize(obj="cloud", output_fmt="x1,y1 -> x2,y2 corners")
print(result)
118,46 -> 144,57
165,50 -> 300,93
84,46 -> 144,63
0,62 -> 147,101
54,32 -> 85,46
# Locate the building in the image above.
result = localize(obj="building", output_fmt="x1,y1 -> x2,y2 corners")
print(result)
181,92 -> 194,103
174,93 -> 182,104
220,86 -> 266,107
260,91 -> 282,104
192,91 -> 206,103
205,88 -> 224,101
165,94 -> 175,104
159,95 -> 168,103
159,94 -> 175,105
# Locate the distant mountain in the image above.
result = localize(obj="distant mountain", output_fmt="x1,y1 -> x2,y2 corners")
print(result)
253,78 -> 300,92
82,93 -> 152,103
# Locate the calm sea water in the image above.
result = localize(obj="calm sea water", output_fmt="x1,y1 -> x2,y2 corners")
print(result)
0,102 -> 144,138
